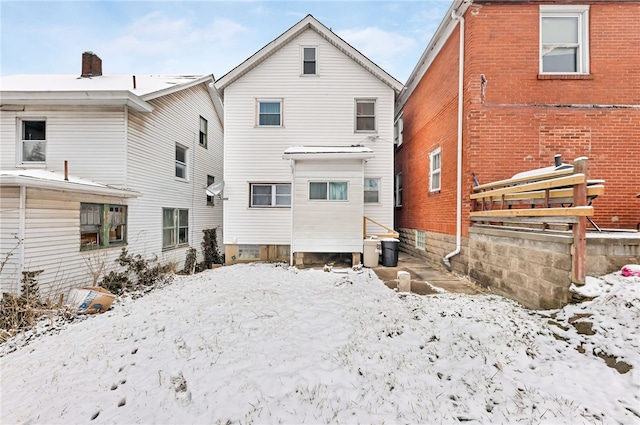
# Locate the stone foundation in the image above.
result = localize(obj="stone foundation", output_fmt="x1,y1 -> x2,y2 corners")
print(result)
397,228 -> 468,275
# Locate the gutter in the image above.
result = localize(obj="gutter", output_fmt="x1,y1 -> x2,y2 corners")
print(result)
443,7 -> 466,270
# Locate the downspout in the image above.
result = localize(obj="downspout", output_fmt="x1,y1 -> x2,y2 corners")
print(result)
443,8 -> 465,270
289,159 -> 295,266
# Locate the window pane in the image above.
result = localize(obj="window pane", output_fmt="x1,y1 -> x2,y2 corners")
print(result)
309,182 -> 327,200
259,102 -> 280,114
433,153 -> 440,170
432,172 -> 441,190
179,209 -> 189,226
163,209 -> 174,227
22,141 -> 46,162
543,47 -> 577,73
163,229 -> 175,247
329,182 -> 347,200
176,163 -> 186,179
178,228 -> 188,244
357,102 -> 375,116
275,184 -> 291,206
542,17 -> 578,44
304,48 -> 315,61
176,146 -> 186,163
364,191 -> 379,203
357,117 -> 375,131
22,121 -> 45,140
303,62 -> 316,74
259,113 -> 281,126
252,185 -> 273,206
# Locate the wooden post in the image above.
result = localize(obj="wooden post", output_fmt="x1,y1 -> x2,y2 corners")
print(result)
571,157 -> 588,285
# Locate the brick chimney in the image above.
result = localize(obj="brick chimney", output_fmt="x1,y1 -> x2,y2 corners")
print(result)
81,51 -> 102,77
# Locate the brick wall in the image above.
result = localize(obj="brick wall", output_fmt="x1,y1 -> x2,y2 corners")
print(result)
398,1 -> 640,240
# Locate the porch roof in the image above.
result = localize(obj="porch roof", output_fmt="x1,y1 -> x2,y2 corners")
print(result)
282,145 -> 375,160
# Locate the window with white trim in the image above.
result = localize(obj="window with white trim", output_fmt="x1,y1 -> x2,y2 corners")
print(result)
394,114 -> 403,147
540,5 -> 589,74
416,230 -> 426,250
250,183 -> 291,207
309,181 -> 348,201
395,172 -> 403,207
163,208 -> 189,249
206,175 -> 215,206
429,148 -> 441,192
80,203 -> 127,250
20,119 -> 46,163
258,100 -> 282,126
302,46 -> 317,75
355,99 -> 376,132
364,178 -> 380,203
175,144 -> 188,179
199,116 -> 208,148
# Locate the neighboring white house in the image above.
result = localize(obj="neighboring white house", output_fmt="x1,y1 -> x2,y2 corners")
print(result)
215,15 -> 402,266
0,52 -> 224,298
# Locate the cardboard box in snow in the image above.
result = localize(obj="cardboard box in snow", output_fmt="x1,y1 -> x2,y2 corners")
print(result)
67,287 -> 116,314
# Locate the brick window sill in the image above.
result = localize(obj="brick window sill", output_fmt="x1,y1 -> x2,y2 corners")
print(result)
537,74 -> 593,80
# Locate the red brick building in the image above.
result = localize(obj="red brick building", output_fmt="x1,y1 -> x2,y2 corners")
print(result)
395,0 -> 640,273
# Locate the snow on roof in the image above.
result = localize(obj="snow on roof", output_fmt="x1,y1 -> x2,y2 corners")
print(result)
0,74 -> 210,98
283,145 -> 375,160
0,169 -> 139,198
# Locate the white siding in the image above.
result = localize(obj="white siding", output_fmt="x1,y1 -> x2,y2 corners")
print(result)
126,84 -> 223,265
0,106 -> 127,186
292,160 -> 364,252
223,29 -> 395,248
0,187 -> 21,294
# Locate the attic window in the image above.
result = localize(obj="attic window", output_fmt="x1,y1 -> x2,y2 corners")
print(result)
302,47 -> 317,75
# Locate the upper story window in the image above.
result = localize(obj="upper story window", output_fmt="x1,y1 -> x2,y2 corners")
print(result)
355,99 -> 376,132
395,172 -> 403,207
80,203 -> 127,250
309,181 -> 348,201
20,119 -> 46,163
302,47 -> 317,75
394,114 -> 403,147
429,148 -> 441,192
364,178 -> 380,203
258,100 -> 282,127
175,144 -> 187,179
540,5 -> 589,74
199,116 -> 208,148
250,183 -> 291,207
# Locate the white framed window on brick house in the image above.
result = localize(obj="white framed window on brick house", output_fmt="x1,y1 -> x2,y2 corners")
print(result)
429,148 -> 441,192
199,116 -> 208,148
355,99 -> 376,132
416,229 -> 426,250
364,178 -> 380,203
394,114 -> 403,147
309,181 -> 348,201
20,119 -> 46,163
175,144 -> 188,179
80,203 -> 127,250
257,100 -> 282,126
540,5 -> 590,74
163,208 -> 189,249
250,183 -> 291,207
302,46 -> 317,75
395,172 -> 403,207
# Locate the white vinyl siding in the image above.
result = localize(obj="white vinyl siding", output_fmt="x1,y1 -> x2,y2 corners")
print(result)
222,29 -> 395,247
540,5 -> 590,74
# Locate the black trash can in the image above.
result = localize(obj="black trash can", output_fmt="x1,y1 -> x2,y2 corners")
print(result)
380,238 -> 399,267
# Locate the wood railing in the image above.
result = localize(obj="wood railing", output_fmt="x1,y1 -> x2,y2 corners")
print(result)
470,157 -> 604,284
363,216 -> 399,239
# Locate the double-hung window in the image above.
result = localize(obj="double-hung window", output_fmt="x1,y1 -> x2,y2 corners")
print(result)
175,144 -> 187,179
355,99 -> 376,132
429,148 -> 441,192
250,183 -> 291,207
309,181 -> 348,201
258,100 -> 282,126
302,46 -> 317,75
80,203 -> 127,250
163,208 -> 189,249
364,178 -> 380,203
540,5 -> 589,74
20,119 -> 46,163
394,114 -> 403,147
395,172 -> 403,207
206,175 -> 215,206
199,116 -> 208,148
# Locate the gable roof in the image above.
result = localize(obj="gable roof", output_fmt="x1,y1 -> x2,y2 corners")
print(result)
0,74 -> 223,121
215,14 -> 403,95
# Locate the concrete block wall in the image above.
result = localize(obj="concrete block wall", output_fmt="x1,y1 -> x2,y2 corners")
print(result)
397,228 -> 468,275
586,234 -> 640,276
468,227 -> 573,310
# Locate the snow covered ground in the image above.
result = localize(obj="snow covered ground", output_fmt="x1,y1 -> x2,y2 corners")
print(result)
1,263 -> 639,424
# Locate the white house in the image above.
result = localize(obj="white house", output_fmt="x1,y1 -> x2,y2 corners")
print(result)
215,15 -> 402,266
0,52 -> 224,298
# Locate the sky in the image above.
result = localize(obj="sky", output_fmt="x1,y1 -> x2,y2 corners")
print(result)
0,1 -> 453,84
1,263 -> 639,423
